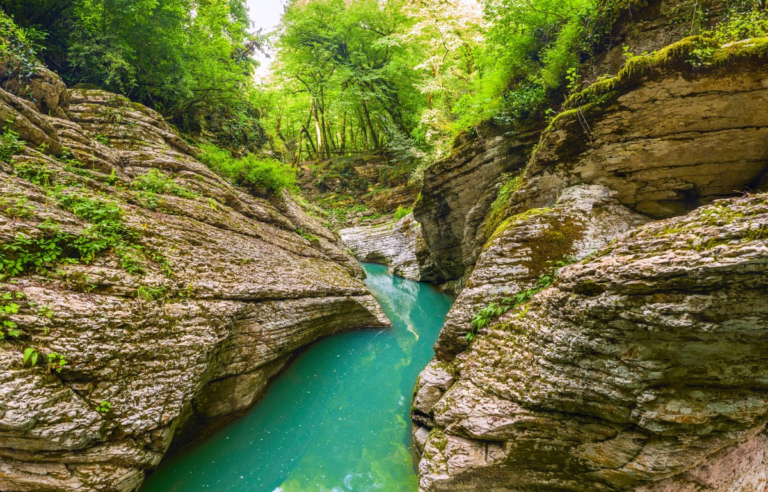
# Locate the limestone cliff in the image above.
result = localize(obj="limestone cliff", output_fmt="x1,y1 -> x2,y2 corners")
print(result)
411,0 -> 746,290
0,77 -> 389,491
339,214 -> 439,282
412,127 -> 539,286
417,193 -> 768,491
411,37 -> 768,491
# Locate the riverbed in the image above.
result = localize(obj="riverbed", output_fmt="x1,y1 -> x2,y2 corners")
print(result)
142,263 -> 453,492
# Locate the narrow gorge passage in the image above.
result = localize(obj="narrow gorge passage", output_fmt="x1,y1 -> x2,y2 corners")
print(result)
141,263 -> 453,492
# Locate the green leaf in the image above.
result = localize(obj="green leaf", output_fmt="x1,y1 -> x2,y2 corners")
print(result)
23,347 -> 35,365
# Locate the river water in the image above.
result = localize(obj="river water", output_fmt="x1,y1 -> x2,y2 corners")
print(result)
142,263 -> 454,492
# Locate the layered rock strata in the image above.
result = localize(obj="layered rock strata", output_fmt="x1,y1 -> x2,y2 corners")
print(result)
0,82 -> 389,492
340,214 -> 439,282
417,193 -> 768,491
412,38 -> 768,491
412,127 -> 539,285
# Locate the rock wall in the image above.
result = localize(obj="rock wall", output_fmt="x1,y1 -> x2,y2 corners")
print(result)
413,126 -> 539,285
0,80 -> 389,492
411,38 -> 768,491
339,214 -> 439,282
417,194 -> 768,491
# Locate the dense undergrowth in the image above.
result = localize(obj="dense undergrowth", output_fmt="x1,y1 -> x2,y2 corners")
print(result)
197,144 -> 297,194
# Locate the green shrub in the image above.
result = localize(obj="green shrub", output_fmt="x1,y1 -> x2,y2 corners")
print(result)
710,9 -> 768,43
0,128 -> 23,163
296,228 -> 320,244
198,143 -> 297,194
393,206 -> 412,220
131,169 -> 197,198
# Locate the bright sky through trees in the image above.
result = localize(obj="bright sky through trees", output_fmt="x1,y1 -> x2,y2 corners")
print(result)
247,0 -> 284,79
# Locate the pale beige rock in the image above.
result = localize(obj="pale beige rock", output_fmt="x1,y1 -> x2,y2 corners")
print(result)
412,37 -> 768,492
413,127 -> 540,284
340,213 -> 439,281
0,82 -> 389,492
416,194 -> 768,491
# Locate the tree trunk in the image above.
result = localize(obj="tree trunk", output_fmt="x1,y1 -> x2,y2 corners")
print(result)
312,99 -> 324,160
361,99 -> 379,150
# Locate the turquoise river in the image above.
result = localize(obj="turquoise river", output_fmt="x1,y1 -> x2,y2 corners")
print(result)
142,263 -> 454,492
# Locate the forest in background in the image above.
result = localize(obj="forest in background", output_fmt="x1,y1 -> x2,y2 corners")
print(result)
263,0 -> 767,184
1,0 -> 767,193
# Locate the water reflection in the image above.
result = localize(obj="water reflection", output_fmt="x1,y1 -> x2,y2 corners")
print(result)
141,263 -> 454,492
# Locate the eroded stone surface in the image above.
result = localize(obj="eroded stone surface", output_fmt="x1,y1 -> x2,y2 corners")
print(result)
340,213 -> 439,282
412,36 -> 768,492
515,47 -> 768,219
0,84 -> 389,492
417,194 -> 768,491
413,127 -> 539,284
431,185 -> 648,359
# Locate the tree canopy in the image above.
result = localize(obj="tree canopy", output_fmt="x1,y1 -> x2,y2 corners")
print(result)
0,0 -> 267,148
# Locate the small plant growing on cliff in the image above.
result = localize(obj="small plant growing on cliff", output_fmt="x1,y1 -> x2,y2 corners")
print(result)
198,143 -> 297,194
22,347 -> 38,367
46,352 -> 67,373
393,206 -> 412,220
136,285 -> 165,303
93,134 -> 111,146
0,227 -> 69,277
0,128 -> 23,163
132,169 -> 198,199
95,401 -> 111,414
0,196 -> 35,218
13,160 -> 56,187
296,229 -> 320,244
466,258 -> 576,342
0,290 -> 23,339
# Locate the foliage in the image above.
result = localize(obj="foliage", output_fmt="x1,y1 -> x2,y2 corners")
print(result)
0,182 -> 170,277
22,346 -> 38,367
296,229 -> 320,244
1,0 -> 267,149
466,258 -> 574,342
0,289 -> 23,338
393,206 -> 412,220
46,352 -> 67,373
131,169 -> 197,199
709,8 -> 768,43
95,400 -> 111,413
0,196 -> 35,218
0,127 -> 23,163
0,8 -> 44,87
13,159 -> 55,187
0,225 -> 70,277
484,175 -> 522,238
198,143 -> 297,194
136,285 -> 165,302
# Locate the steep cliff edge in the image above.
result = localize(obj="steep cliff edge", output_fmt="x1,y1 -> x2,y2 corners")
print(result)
417,193 -> 768,491
411,37 -> 768,491
0,78 -> 389,491
411,0 -> 747,290
412,127 -> 540,285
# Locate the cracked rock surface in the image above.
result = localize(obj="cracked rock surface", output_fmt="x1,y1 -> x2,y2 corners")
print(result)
0,81 -> 389,491
340,213 -> 440,282
412,36 -> 768,492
